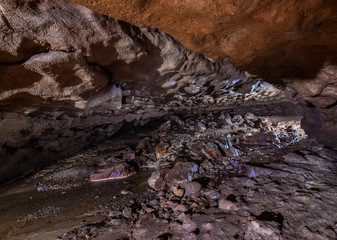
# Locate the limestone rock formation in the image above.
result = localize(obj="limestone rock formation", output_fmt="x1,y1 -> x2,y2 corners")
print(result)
71,0 -> 337,78
72,0 -> 337,149
0,0 -> 285,182
0,0 -> 336,182
285,65 -> 337,148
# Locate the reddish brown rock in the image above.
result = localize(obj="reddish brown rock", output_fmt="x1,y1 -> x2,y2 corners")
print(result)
171,186 -> 184,198
202,142 -> 222,160
165,162 -> 199,185
71,0 -> 337,79
154,142 -> 170,160
148,162 -> 199,190
215,137 -> 241,159
89,162 -> 136,182
71,0 -> 337,146
0,0 -> 253,182
181,182 -> 202,197
242,133 -> 280,147
136,213 -> 155,227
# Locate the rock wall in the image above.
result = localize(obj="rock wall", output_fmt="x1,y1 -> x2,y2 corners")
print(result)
71,0 -> 337,149
0,0 -> 288,182
284,65 -> 337,148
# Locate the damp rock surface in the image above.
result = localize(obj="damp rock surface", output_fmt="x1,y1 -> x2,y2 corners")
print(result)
0,0 -> 295,183
2,111 -> 336,240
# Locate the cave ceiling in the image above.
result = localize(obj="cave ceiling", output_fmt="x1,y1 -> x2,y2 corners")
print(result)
71,0 -> 337,79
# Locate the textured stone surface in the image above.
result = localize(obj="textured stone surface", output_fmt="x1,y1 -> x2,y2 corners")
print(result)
1,2 -> 337,239
71,0 -> 337,78
284,64 -> 337,148
2,106 -> 335,239
36,133 -> 337,240
0,0 -> 336,182
89,162 -> 136,182
0,0 -> 289,182
71,0 -> 337,149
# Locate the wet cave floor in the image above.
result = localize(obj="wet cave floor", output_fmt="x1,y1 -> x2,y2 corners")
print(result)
1,109 -> 337,240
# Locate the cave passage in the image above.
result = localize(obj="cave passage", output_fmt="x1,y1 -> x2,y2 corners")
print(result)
1,0 -> 337,239
1,106 -> 337,240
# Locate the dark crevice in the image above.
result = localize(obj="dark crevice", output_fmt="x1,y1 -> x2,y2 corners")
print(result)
156,233 -> 173,240
253,211 -> 284,230
0,8 -> 13,31
82,55 -> 114,83
0,49 -> 74,66
226,193 -> 238,202
0,58 -> 30,66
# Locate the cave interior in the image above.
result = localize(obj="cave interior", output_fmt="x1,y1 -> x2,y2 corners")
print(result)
0,0 -> 337,239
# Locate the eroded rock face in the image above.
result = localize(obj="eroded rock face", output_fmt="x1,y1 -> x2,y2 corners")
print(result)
0,0 -> 288,182
284,64 -> 337,148
71,0 -> 337,78
71,0 -> 337,149
1,0 -> 336,182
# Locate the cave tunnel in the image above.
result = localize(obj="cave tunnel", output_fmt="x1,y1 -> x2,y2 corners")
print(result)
0,0 -> 337,239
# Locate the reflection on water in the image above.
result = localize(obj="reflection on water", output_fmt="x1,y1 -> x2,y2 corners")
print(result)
0,170 -> 153,239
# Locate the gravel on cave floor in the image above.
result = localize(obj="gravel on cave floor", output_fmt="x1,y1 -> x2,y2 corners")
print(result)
1,112 -> 337,240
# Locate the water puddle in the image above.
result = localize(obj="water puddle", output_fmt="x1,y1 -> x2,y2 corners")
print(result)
0,169 -> 153,239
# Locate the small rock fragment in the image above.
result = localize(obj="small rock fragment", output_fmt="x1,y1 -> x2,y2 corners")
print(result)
232,115 -> 242,122
122,207 -> 133,219
90,162 -> 136,182
166,162 -> 199,185
148,169 -> 168,191
171,186 -> 185,197
182,232 -> 198,240
218,199 -> 234,211
202,142 -> 222,159
155,142 -> 170,160
160,200 -> 177,209
182,218 -> 197,232
108,210 -> 121,217
196,122 -> 207,132
181,182 -> 202,197
136,213 -> 155,227
169,115 -> 185,129
173,204 -> 188,212
148,170 -> 161,189
245,113 -> 256,121
245,221 -> 281,240
200,160 -> 213,171
121,189 -> 132,195
189,141 -> 205,159
202,222 -> 213,231
145,207 -> 156,213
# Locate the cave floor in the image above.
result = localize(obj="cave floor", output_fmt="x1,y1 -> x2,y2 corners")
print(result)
1,112 -> 337,240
